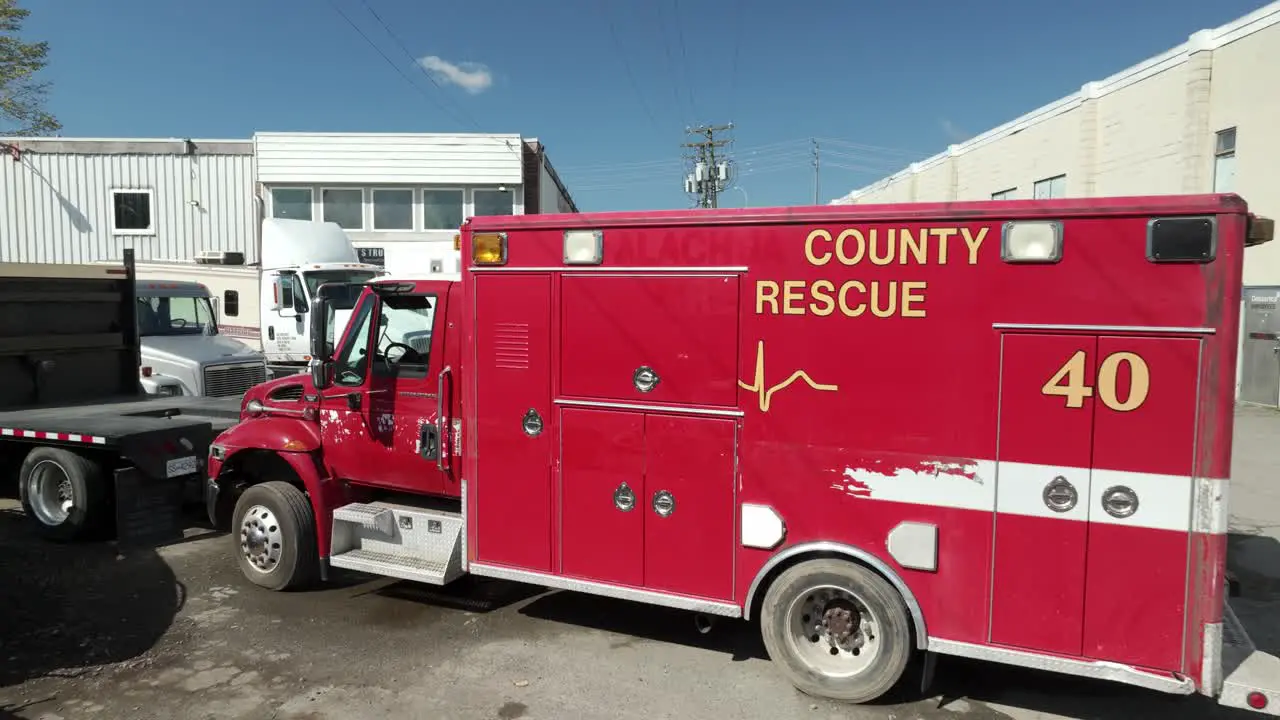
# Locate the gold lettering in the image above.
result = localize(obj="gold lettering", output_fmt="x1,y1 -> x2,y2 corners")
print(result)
835,229 -> 865,265
809,280 -> 836,316
870,281 -> 898,317
869,229 -> 895,266
756,280 -> 779,314
782,281 -> 806,315
837,281 -> 867,317
902,281 -> 927,317
932,227 -> 956,264
805,229 -> 832,266
962,227 -> 987,265
899,228 -> 926,265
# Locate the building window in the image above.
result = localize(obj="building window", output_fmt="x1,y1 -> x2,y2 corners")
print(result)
110,189 -> 154,234
991,188 -> 1016,200
1033,174 -> 1067,199
271,188 -> 313,221
372,189 -> 415,231
1214,127 -> 1236,194
322,188 -> 364,230
473,188 -> 514,217
422,188 -> 464,230
223,290 -> 239,318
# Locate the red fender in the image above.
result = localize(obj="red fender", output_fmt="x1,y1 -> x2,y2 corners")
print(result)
211,417 -> 343,559
214,416 -> 321,452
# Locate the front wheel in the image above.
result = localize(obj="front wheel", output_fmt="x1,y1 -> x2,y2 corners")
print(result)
232,481 -> 319,591
759,558 -> 914,703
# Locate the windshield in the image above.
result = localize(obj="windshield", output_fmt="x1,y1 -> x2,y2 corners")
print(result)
303,270 -> 381,298
137,295 -> 217,337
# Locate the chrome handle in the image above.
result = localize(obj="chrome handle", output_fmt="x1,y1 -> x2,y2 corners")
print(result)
436,365 -> 452,472
1101,486 -> 1139,518
1042,476 -> 1078,513
652,490 -> 675,517
614,482 -> 636,512
633,365 -> 660,393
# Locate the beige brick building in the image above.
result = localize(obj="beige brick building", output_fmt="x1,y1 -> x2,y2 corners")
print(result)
831,2 -> 1280,403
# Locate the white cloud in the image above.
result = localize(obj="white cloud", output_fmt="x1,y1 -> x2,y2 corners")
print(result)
940,119 -> 969,143
418,55 -> 494,94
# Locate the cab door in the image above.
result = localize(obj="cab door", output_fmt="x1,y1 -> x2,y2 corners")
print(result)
319,284 -> 452,496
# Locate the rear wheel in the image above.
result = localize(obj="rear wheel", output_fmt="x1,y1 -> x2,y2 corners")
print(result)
760,558 -> 914,703
19,447 -> 110,542
232,481 -> 319,591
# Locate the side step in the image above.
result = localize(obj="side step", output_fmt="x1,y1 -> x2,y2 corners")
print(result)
328,502 -> 464,585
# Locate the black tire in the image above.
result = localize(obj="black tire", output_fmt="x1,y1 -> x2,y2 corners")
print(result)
231,481 -> 319,591
18,447 -> 110,542
759,558 -> 914,703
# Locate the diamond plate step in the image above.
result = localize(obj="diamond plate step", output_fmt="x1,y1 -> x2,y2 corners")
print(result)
329,502 -> 464,586
333,503 -> 395,535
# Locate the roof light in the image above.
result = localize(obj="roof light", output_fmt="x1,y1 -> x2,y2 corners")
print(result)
472,233 -> 507,266
1001,220 -> 1062,263
564,229 -> 603,265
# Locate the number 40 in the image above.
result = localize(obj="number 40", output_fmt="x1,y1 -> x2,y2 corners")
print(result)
1041,350 -> 1151,412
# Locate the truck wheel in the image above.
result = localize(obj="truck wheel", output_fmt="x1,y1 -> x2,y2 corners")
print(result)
18,447 -> 110,542
232,481 -> 319,591
759,558 -> 913,703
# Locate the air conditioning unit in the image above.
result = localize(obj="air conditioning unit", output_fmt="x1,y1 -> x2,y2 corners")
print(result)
196,250 -> 246,265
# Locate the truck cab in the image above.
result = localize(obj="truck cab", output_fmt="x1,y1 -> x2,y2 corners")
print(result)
136,279 -> 270,398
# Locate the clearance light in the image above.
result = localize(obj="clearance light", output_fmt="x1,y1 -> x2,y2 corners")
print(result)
564,229 -> 604,265
1001,220 -> 1063,263
472,233 -> 507,266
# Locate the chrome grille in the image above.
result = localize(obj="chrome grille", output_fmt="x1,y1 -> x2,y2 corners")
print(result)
203,361 -> 268,398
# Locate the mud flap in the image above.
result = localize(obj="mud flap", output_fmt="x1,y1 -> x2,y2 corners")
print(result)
113,467 -> 186,548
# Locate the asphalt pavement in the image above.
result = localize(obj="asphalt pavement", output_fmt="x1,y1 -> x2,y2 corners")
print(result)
3,406 -> 1280,720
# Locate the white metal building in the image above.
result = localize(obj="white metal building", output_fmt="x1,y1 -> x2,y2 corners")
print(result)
0,137 -> 256,264
831,1 -> 1280,404
0,131 -> 577,275
256,132 -> 577,274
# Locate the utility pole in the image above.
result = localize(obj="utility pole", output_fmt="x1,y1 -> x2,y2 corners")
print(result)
812,138 -> 821,204
683,123 -> 734,209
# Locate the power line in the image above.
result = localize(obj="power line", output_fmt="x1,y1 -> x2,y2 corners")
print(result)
324,0 -> 444,113
727,0 -> 744,123
654,2 -> 692,122
599,0 -> 663,133
671,0 -> 698,120
352,0 -> 481,131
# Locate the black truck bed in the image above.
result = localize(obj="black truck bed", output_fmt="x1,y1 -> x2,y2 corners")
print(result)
0,395 -> 241,444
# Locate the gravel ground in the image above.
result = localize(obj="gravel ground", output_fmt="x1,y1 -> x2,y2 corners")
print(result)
2,407 -> 1279,720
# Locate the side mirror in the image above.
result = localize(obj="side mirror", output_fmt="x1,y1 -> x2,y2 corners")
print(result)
293,291 -> 308,315
309,295 -> 330,361
210,296 -> 220,321
310,358 -> 333,391
270,277 -> 283,312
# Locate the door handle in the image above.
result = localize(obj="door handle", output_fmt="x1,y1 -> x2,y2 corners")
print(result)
436,365 -> 452,472
345,392 -> 361,411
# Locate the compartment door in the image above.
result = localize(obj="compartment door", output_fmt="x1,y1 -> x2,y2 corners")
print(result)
642,414 -> 737,601
560,408 -> 646,587
990,333 -> 1096,656
1082,336 -> 1200,671
473,274 -> 554,572
559,274 -> 740,407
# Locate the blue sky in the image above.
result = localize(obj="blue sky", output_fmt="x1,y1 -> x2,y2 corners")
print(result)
21,0 -> 1271,211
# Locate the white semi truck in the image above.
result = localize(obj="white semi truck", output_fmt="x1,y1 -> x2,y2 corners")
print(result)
130,218 -> 384,377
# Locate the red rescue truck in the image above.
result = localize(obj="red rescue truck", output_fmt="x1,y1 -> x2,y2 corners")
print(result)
207,193 -> 1280,712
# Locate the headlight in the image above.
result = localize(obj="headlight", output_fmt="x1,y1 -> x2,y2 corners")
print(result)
156,385 -> 182,397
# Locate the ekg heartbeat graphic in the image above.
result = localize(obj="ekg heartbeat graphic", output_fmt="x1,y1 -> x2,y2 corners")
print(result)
738,340 -> 839,412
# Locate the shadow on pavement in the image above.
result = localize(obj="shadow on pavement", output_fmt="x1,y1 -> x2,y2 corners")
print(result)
518,589 -> 768,662
0,505 -> 185,689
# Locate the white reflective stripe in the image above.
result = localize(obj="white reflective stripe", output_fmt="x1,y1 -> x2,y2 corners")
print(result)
0,427 -> 109,445
831,459 -> 1223,534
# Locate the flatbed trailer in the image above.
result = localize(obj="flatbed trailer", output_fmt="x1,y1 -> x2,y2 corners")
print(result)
0,252 -> 241,544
